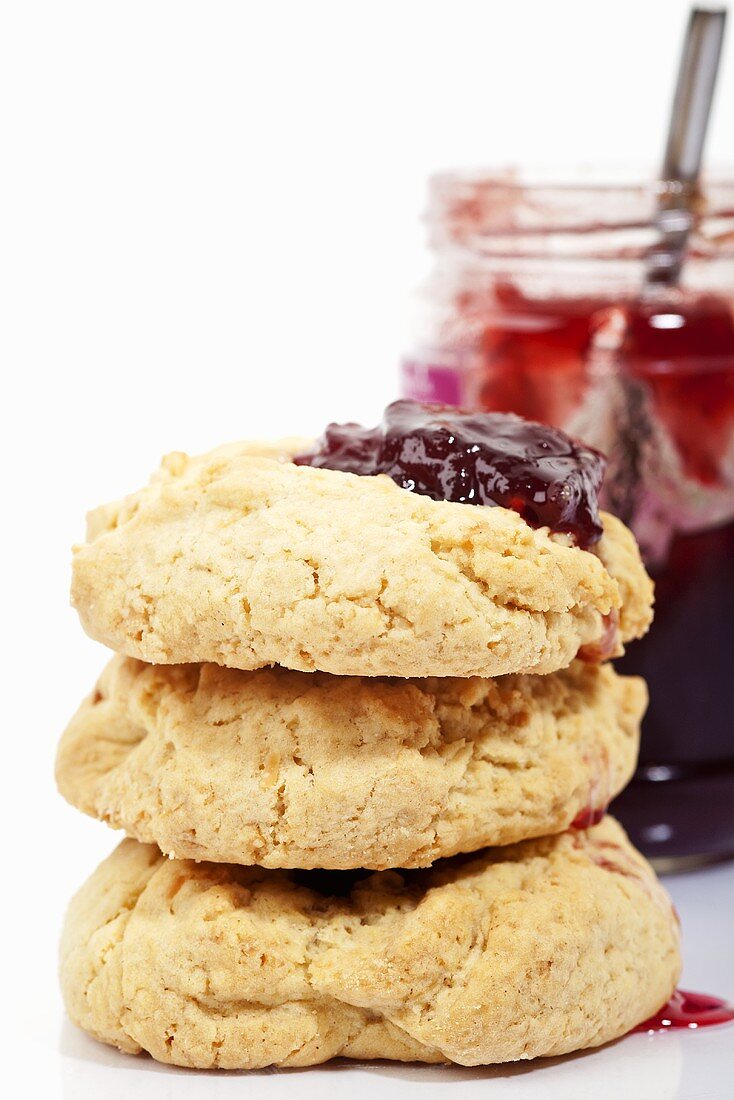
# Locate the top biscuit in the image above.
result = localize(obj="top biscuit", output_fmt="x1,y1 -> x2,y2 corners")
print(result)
71,440 -> 653,678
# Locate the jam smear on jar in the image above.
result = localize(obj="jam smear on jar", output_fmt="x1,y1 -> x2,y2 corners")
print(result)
295,400 -> 606,549
632,990 -> 734,1033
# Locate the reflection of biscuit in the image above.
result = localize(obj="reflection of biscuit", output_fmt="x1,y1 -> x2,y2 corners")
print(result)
57,657 -> 645,869
71,443 -> 653,678
60,819 -> 680,1069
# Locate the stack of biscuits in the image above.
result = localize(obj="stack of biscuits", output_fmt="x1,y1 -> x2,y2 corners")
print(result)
58,430 -> 681,1070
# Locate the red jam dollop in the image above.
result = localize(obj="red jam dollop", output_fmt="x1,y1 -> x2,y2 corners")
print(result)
295,400 -> 606,549
633,990 -> 734,1033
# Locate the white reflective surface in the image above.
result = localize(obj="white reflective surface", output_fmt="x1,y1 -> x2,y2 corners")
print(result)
21,861 -> 734,1100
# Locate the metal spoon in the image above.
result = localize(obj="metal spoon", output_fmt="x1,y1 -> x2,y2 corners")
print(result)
647,7 -> 727,288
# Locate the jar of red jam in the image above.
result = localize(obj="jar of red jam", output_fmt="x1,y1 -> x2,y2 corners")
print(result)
402,169 -> 734,869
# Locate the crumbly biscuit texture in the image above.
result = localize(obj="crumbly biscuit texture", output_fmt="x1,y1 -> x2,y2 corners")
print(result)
57,657 -> 645,868
71,442 -> 653,678
60,819 -> 680,1069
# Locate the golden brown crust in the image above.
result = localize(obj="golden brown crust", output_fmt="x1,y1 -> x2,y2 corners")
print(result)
71,442 -> 653,678
57,657 -> 645,868
60,819 -> 680,1069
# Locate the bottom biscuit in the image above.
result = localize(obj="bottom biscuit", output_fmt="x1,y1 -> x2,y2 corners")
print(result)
60,817 -> 680,1070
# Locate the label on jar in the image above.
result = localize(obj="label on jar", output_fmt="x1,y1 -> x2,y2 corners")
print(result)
400,357 -> 464,406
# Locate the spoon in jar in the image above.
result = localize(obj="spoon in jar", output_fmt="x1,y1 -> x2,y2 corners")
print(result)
603,8 -> 728,544
646,6 -> 727,288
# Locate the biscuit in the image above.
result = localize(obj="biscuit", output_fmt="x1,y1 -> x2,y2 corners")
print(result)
60,818 -> 680,1069
71,442 -> 653,678
57,657 -> 645,868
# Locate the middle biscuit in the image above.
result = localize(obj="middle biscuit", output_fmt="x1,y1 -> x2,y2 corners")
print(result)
57,658 -> 645,870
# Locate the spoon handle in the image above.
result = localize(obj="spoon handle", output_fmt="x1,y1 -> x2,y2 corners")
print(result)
649,7 -> 727,287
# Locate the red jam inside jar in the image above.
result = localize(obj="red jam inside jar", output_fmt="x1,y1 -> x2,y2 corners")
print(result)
403,171 -> 734,866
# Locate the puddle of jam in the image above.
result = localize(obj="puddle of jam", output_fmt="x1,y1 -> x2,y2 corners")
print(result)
295,399 -> 605,549
632,990 -> 734,1033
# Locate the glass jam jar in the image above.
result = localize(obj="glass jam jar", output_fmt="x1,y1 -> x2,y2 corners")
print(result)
402,169 -> 734,868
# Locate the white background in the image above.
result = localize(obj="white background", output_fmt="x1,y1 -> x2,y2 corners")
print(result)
1,2 -> 733,1096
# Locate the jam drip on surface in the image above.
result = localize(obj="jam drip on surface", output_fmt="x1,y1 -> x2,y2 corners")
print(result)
633,990 -> 734,1033
295,400 -> 606,549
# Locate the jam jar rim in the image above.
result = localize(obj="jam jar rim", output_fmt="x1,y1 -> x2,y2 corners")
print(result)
426,167 -> 734,257
429,164 -> 734,197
